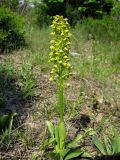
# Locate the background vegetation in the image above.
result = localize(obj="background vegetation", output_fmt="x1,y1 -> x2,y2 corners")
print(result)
0,6 -> 25,52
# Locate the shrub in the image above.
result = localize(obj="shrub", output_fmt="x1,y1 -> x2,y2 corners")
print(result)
111,1 -> 120,16
34,1 -> 51,28
0,0 -> 19,12
34,0 -> 115,26
76,16 -> 120,43
0,7 -> 26,53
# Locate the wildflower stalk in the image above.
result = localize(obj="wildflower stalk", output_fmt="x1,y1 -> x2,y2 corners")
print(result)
59,70 -> 64,122
45,15 -> 93,160
49,15 -> 71,124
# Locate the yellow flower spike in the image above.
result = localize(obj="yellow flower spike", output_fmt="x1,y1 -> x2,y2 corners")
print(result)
47,17 -> 74,157
49,15 -> 71,81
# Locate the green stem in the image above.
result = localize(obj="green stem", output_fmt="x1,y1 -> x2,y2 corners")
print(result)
59,72 -> 64,123
60,156 -> 63,160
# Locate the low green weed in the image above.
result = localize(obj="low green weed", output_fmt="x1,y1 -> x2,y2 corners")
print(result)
78,16 -> 120,43
0,60 -> 16,108
15,129 -> 34,147
0,60 -> 15,87
93,126 -> 120,157
43,121 -> 94,160
31,152 -> 38,160
19,62 -> 36,100
25,25 -> 50,71
0,93 -> 6,108
0,112 -> 17,145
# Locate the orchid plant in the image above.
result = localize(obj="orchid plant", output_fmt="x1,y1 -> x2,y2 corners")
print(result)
49,15 -> 71,122
43,15 -> 94,160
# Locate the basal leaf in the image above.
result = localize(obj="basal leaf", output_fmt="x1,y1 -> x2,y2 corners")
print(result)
59,122 -> 66,149
67,134 -> 83,149
40,137 -> 55,150
46,121 -> 55,138
64,149 -> 83,160
67,141 -> 79,149
55,125 -> 60,151
46,152 -> 60,160
92,136 -> 106,155
0,114 -> 11,130
103,136 -> 112,155
112,136 -> 120,154
59,149 -> 70,158
81,151 -> 92,158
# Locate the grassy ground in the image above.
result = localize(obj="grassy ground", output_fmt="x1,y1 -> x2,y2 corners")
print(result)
0,16 -> 120,159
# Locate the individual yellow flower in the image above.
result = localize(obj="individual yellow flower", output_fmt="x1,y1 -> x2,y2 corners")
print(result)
49,77 -> 54,81
66,83 -> 70,88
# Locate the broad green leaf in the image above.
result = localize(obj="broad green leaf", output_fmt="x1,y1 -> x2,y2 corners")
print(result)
11,112 -> 17,117
67,141 -> 79,149
7,112 -> 17,141
78,7 -> 86,12
0,114 -> 11,129
112,136 -> 120,154
46,121 -> 55,138
81,151 -> 92,158
46,152 -> 60,160
59,149 -> 70,158
31,152 -> 38,160
85,128 -> 96,136
67,134 -> 83,149
74,134 -> 83,142
92,136 -> 106,155
103,136 -> 112,155
59,122 -> 66,149
40,137 -> 55,150
0,112 -> 17,131
55,125 -> 60,151
64,149 -> 83,160
111,126 -> 119,138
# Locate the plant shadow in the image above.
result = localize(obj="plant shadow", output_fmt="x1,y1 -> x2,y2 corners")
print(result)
94,154 -> 120,160
73,154 -> 120,160
0,63 -> 33,130
72,114 -> 91,130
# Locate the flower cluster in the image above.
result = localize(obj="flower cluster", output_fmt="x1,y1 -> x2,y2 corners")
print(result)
49,15 -> 72,81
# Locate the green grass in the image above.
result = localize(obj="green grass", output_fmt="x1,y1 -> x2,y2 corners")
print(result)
71,41 -> 120,81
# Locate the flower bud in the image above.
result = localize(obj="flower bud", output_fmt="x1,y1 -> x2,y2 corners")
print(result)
66,83 -> 70,88
49,77 -> 54,81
